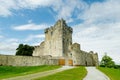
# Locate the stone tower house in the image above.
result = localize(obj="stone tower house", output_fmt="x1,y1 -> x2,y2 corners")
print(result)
33,19 -> 72,57
44,19 -> 73,57
33,19 -> 99,66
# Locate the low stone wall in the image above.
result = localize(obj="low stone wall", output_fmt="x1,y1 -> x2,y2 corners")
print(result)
0,55 -> 59,66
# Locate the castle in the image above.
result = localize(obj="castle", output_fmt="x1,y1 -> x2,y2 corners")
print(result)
0,19 -> 98,66
33,19 -> 99,66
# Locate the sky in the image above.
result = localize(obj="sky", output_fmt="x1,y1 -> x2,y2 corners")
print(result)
0,0 -> 120,64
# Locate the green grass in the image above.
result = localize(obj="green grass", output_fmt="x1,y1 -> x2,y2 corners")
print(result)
34,66 -> 87,80
98,67 -> 120,80
0,65 -> 60,79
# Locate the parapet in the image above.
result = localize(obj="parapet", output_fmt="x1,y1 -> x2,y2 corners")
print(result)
44,28 -> 49,33
89,51 -> 94,54
44,19 -> 73,34
68,27 -> 73,33
71,43 -> 81,51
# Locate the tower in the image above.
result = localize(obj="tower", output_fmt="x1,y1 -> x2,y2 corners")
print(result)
44,19 -> 73,57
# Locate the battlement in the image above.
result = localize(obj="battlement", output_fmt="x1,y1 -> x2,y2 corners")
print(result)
44,19 -> 73,34
54,18 -> 66,27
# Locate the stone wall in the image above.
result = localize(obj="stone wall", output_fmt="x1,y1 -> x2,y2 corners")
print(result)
33,41 -> 45,56
70,43 -> 99,66
44,24 -> 63,57
0,55 -> 59,66
91,52 -> 99,66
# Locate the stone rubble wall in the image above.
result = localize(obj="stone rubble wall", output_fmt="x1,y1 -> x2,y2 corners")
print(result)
33,41 -> 45,56
70,43 -> 99,66
0,55 -> 59,66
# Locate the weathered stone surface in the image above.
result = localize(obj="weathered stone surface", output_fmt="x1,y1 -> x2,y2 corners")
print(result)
32,19 -> 99,66
33,19 -> 73,58
0,55 -> 59,66
33,41 -> 45,56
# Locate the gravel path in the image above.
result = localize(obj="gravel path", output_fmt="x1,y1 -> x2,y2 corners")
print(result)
83,67 -> 110,80
3,66 -> 74,80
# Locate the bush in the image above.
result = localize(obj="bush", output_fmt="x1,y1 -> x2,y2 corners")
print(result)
114,65 -> 120,69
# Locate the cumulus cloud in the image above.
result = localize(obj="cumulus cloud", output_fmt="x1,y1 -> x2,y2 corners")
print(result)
52,0 -> 88,22
73,22 -> 120,64
79,0 -> 120,24
25,34 -> 45,42
73,0 -> 120,64
0,0 -> 15,16
12,23 -> 49,30
0,38 -> 19,55
0,35 -> 44,55
0,0 -> 60,17
0,0 -> 87,22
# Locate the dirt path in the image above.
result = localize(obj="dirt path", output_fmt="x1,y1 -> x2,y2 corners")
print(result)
83,67 -> 110,80
3,66 -> 74,80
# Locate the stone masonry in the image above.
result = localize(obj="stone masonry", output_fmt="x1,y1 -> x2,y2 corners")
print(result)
0,55 -> 58,66
33,19 -> 99,66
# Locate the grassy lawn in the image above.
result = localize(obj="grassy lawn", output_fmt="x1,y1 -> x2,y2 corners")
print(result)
34,66 -> 86,80
98,67 -> 120,80
0,65 -> 60,79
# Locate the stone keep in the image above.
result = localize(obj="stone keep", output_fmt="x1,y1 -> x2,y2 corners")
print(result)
33,19 -> 72,57
33,19 -> 99,66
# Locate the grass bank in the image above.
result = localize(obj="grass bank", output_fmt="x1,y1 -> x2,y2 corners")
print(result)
0,65 -> 60,79
35,66 -> 86,80
98,67 -> 120,80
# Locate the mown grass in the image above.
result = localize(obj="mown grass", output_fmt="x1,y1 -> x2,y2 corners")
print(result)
0,65 -> 60,79
98,67 -> 120,80
34,66 -> 86,80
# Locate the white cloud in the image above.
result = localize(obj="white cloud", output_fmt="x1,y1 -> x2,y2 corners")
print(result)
0,0 -> 61,17
73,22 -> 120,64
0,0 -> 87,22
73,0 -> 120,64
25,34 -> 45,42
0,35 -> 45,55
0,38 -> 19,55
0,0 -> 18,17
12,23 -> 49,30
79,0 -> 120,24
52,0 -> 88,22
0,35 -> 4,39
16,0 -> 55,9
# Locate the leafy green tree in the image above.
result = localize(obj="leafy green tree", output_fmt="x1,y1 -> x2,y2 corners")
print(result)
16,44 -> 34,56
100,53 -> 115,68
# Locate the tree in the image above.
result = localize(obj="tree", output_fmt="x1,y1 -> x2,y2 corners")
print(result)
16,44 -> 34,56
100,53 -> 115,68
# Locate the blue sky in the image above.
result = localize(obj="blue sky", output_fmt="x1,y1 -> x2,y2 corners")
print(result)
0,0 -> 120,64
